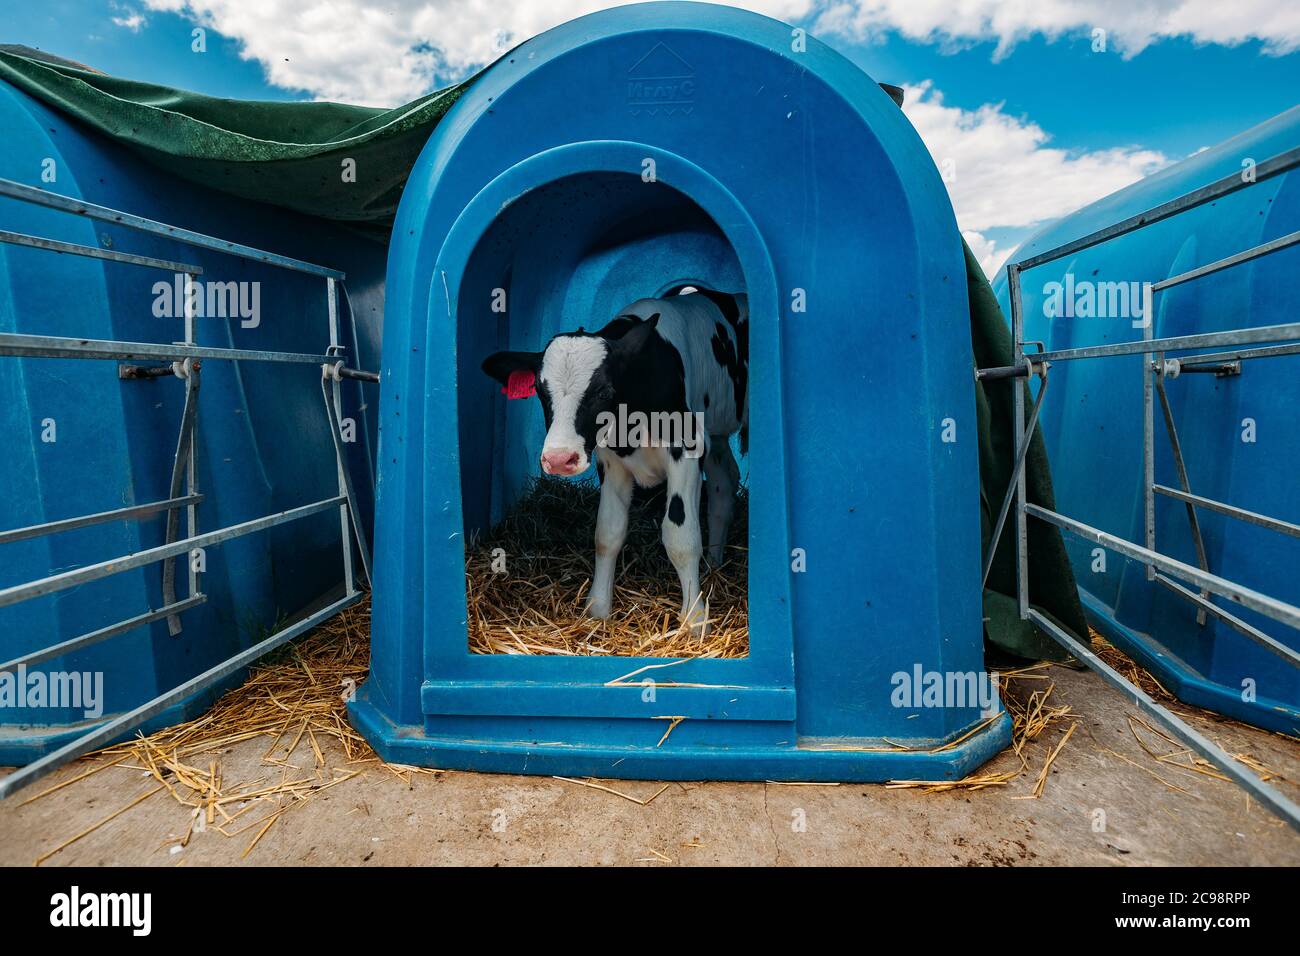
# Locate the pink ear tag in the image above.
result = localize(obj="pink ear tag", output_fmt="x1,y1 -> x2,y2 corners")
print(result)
502,369 -> 537,399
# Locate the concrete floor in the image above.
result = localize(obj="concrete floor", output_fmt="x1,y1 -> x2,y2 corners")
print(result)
2,662 -> 1298,866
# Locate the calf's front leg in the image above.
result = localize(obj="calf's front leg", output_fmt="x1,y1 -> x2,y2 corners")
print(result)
663,452 -> 706,634
586,455 -> 632,619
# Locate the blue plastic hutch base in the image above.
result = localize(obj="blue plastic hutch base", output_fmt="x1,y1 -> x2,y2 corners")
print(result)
350,688 -> 1013,782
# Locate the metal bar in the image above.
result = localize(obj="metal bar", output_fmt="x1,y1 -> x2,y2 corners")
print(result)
320,373 -> 373,588
1026,608 -> 1300,832
1143,304 -> 1156,582
1155,574 -> 1300,668
183,279 -> 201,606
1024,503 -> 1300,631
974,363 -> 1030,381
1034,322 -> 1300,364
162,364 -> 201,635
1008,263 -> 1030,618
0,332 -> 332,365
1153,484 -> 1300,539
337,367 -> 380,383
1154,368 -> 1210,618
0,494 -> 202,545
0,592 -> 363,800
1151,229 -> 1300,293
325,279 -> 357,597
118,364 -> 176,380
1014,146 -> 1300,272
982,372 -> 1049,588
0,596 -> 206,675
0,496 -> 344,610
1178,342 -> 1300,366
0,177 -> 344,280
0,228 -> 202,274
1175,361 -> 1240,376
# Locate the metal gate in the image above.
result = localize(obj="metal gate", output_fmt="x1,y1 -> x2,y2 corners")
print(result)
979,146 -> 1300,830
0,179 -> 376,799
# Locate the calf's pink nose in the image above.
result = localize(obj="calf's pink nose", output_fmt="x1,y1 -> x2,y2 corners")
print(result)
541,450 -> 580,475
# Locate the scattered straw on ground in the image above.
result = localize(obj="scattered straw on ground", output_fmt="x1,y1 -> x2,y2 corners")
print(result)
465,476 -> 748,658
888,664 -> 1078,795
1093,629 -> 1296,785
23,598 -> 442,864
19,577 -> 1298,858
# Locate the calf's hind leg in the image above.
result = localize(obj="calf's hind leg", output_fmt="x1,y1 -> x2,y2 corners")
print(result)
705,438 -> 739,565
663,451 -> 707,633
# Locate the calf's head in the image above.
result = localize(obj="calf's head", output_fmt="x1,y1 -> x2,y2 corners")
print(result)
482,315 -> 663,477
482,335 -> 611,477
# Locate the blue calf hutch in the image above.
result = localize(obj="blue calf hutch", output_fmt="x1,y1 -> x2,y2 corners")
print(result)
349,3 -> 1013,780
992,108 -> 1300,735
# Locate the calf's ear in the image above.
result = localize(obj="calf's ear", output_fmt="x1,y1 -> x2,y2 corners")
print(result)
481,350 -> 541,386
613,312 -> 660,353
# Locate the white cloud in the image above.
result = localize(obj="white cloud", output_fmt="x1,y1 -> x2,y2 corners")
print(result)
141,1 -> 1300,105
962,230 -> 1008,279
902,82 -> 1171,275
111,3 -> 148,32
136,1 -> 1205,277
139,1 -> 811,105
814,0 -> 1300,59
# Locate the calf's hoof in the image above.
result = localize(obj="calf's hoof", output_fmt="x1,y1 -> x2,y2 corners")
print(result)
585,597 -> 612,620
680,603 -> 710,638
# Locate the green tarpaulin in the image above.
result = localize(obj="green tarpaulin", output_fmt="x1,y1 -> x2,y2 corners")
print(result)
0,46 -> 1087,659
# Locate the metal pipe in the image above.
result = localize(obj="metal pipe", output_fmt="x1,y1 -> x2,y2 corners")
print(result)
1152,484 -> 1300,539
1026,608 -> 1300,832
1142,299 -> 1156,582
320,373 -> 374,588
162,363 -> 201,635
325,280 -> 357,598
0,496 -> 345,609
1033,322 -> 1300,364
1154,370 -> 1211,618
1024,503 -> 1300,631
0,494 -> 203,545
118,364 -> 177,380
337,366 -> 380,383
0,228 -> 202,274
1151,229 -> 1300,293
1177,342 -> 1300,366
1154,574 -> 1300,668
0,595 -> 206,675
1175,361 -> 1240,376
974,363 -> 1029,381
0,592 -> 364,800
0,177 -> 344,280
1008,262 -> 1030,618
982,372 -> 1049,588
0,332 -> 332,365
1013,146 -> 1300,272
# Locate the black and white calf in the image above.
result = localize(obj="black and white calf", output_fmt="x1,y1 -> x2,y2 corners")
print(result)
482,289 -> 749,631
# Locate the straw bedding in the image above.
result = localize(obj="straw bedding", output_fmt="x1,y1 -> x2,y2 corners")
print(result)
465,476 -> 749,658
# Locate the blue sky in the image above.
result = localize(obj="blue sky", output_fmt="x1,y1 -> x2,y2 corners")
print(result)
7,1 -> 1300,272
